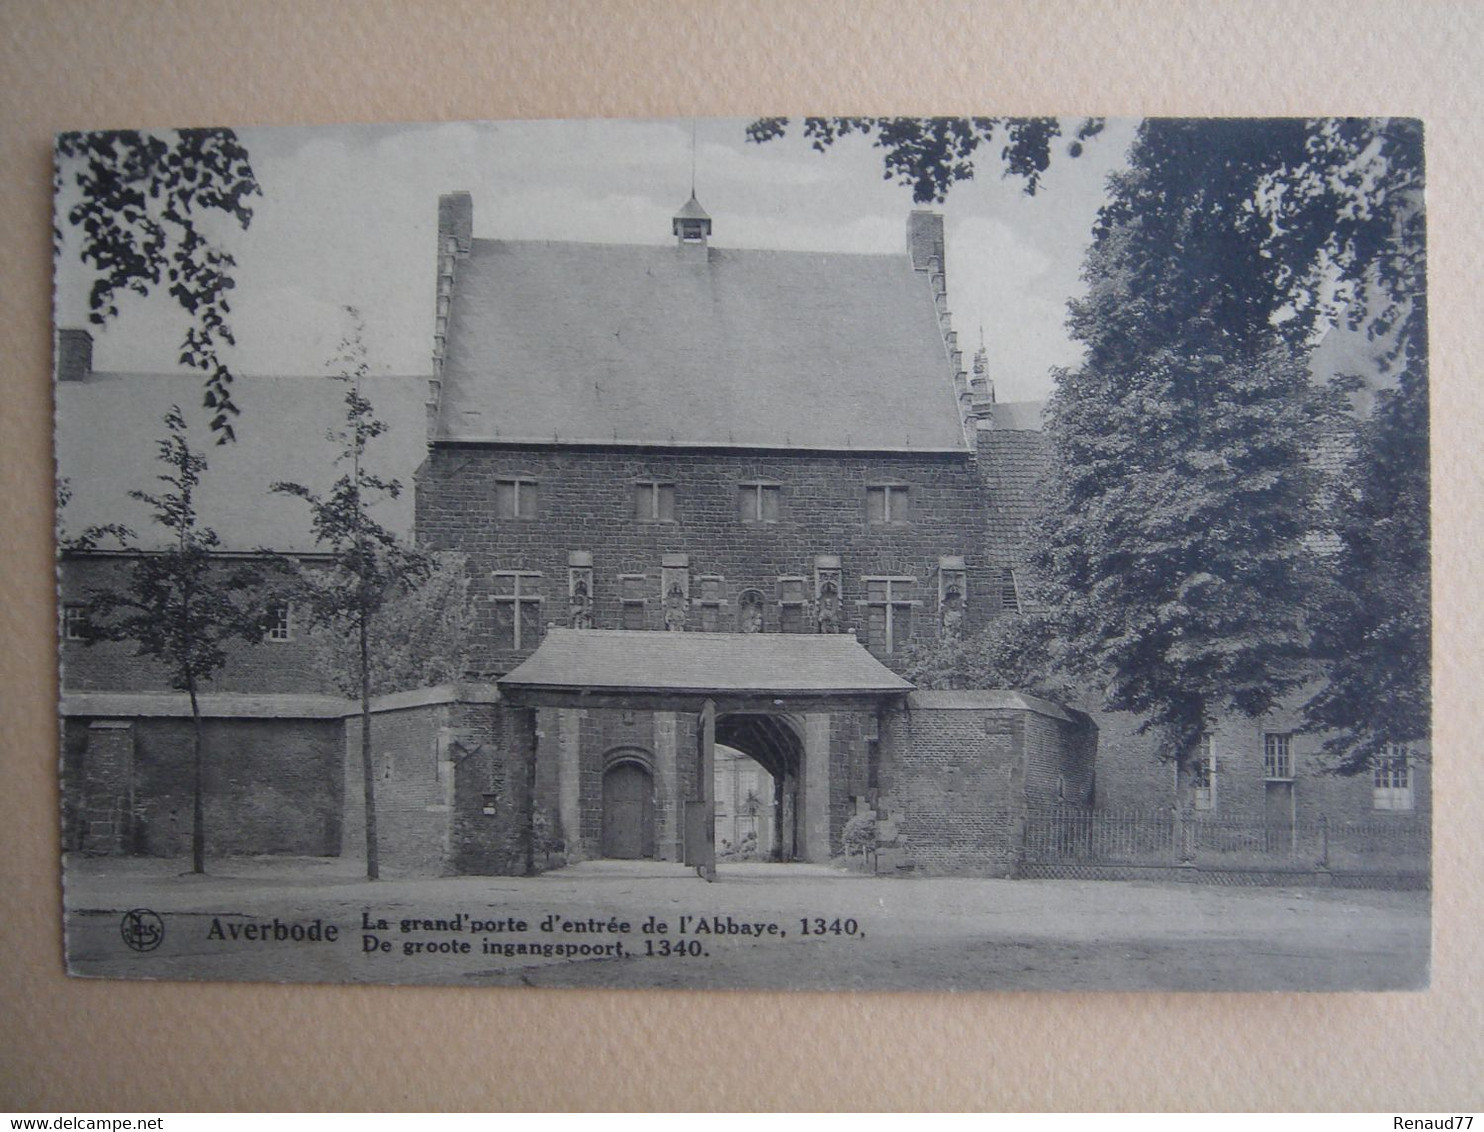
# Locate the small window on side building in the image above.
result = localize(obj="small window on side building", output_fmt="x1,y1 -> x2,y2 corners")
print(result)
1373,745 -> 1414,811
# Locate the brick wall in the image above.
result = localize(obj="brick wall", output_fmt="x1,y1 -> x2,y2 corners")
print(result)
415,445 -> 986,674
878,692 -> 1094,875
1092,698 -> 1430,869
338,687 -> 510,876
450,699 -> 531,876
59,555 -> 333,695
63,714 -> 342,857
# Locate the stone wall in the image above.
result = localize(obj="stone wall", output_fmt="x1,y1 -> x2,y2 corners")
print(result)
877,691 -> 1094,875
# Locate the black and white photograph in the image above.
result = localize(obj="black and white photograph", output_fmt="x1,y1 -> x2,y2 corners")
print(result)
53,115 -> 1430,992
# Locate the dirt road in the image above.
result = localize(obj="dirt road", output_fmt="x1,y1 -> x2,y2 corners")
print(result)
62,855 -> 1430,991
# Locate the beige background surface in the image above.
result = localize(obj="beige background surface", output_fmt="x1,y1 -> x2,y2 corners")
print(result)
2,0 -> 1480,1112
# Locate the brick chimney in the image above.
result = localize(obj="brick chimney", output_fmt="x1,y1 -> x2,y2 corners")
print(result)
438,191 -> 473,256
907,210 -> 945,277
55,328 -> 93,382
430,192 -> 474,442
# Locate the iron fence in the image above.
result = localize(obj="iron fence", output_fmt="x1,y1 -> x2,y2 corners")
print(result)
1023,805 -> 1430,871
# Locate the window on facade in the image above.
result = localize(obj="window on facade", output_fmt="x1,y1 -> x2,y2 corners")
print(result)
633,480 -> 675,522
861,577 -> 916,655
265,603 -> 293,643
61,603 -> 90,642
1263,733 -> 1294,780
778,577 -> 807,633
1192,733 -> 1216,811
866,484 -> 911,525
1373,745 -> 1414,811
494,477 -> 539,520
619,574 -> 648,631
738,482 -> 781,523
492,571 -> 543,650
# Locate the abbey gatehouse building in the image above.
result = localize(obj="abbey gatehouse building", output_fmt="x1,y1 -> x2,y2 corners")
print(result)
56,191 -> 1426,883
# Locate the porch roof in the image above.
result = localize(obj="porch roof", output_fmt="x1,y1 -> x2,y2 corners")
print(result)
498,629 -> 914,701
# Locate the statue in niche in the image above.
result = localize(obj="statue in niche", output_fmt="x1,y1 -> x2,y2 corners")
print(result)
817,580 -> 841,634
738,591 -> 764,633
940,584 -> 965,640
664,582 -> 688,631
569,578 -> 592,629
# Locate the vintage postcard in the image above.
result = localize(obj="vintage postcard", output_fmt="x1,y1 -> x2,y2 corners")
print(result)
54,117 -> 1430,990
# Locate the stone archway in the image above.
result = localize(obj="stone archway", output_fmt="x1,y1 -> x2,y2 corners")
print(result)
714,713 -> 805,862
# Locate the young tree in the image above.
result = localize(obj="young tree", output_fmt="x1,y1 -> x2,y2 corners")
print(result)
81,406 -> 265,872
55,129 -> 260,442
272,312 -> 428,880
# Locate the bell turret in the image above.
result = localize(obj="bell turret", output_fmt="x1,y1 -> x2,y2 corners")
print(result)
672,194 -> 712,245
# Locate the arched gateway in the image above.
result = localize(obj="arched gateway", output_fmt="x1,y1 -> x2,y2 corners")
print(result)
498,629 -> 912,878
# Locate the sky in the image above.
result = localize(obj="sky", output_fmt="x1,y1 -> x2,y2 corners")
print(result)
53,117 -> 1140,407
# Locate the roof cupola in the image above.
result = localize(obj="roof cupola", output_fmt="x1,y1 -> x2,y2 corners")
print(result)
672,193 -> 712,246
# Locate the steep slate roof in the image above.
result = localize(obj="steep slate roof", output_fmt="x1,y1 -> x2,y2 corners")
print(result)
56,373 -> 428,553
500,629 -> 914,697
907,689 -> 1080,723
980,421 -> 1052,568
437,240 -> 966,452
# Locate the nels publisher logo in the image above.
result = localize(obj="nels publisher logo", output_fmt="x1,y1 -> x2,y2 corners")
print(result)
120,908 -> 164,953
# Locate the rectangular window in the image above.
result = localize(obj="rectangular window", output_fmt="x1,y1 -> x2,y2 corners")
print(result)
1373,745 -> 1414,811
1192,733 -> 1216,811
738,482 -> 781,523
61,604 -> 89,642
492,571 -> 543,650
778,577 -> 807,634
495,478 -> 539,519
633,481 -> 675,521
265,603 -> 293,643
1263,733 -> 1293,780
620,574 -> 648,631
866,484 -> 910,524
860,577 -> 916,655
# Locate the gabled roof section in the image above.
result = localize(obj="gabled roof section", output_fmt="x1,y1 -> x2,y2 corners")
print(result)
500,629 -> 915,697
436,239 -> 967,452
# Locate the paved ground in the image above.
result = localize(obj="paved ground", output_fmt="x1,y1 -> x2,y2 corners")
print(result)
62,854 -> 1431,991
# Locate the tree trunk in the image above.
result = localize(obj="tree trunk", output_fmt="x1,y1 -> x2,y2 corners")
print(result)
188,680 -> 206,875
361,612 -> 379,880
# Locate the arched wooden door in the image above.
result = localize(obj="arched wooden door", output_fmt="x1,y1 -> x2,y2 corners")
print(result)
602,761 -> 655,859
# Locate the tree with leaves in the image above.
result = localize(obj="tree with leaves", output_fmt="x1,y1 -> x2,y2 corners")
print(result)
899,612 -> 1077,704
1045,119 -> 1426,766
80,407 -> 266,872
747,116 -> 1104,199
307,550 -> 476,699
55,129 -> 260,442
271,312 -> 428,880
767,117 -> 1427,768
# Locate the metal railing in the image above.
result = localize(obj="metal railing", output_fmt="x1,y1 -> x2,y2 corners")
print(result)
1022,805 -> 1430,871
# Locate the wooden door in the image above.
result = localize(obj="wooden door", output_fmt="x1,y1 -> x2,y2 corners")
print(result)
602,762 -> 655,859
